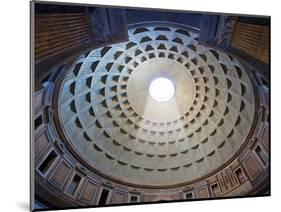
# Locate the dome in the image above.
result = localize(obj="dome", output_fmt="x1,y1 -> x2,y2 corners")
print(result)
58,23 -> 255,187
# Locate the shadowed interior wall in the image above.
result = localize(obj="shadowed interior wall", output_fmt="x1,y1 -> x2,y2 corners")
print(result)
35,13 -> 92,63
231,21 -> 269,64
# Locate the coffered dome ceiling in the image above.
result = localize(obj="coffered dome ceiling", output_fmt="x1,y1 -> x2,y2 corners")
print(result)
58,23 -> 255,187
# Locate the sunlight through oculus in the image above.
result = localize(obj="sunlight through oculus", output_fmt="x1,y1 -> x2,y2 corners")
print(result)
149,78 -> 175,102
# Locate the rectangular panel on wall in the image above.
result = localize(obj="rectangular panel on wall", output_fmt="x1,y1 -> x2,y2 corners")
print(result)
112,191 -> 127,204
226,167 -> 239,188
34,90 -> 44,113
165,193 -> 180,200
35,131 -> 50,161
48,160 -> 72,190
231,22 -> 269,64
243,154 -> 262,180
78,180 -> 99,204
217,173 -> 227,192
196,187 -> 209,198
261,126 -> 269,148
144,194 -> 158,202
35,13 -> 91,62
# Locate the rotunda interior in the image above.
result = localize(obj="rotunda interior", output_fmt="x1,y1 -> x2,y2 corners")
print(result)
32,2 -> 270,210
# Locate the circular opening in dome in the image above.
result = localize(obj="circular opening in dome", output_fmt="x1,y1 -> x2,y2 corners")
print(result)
149,77 -> 175,102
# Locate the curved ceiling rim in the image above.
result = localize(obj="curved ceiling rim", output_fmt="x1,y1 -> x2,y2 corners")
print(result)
128,21 -> 200,33
52,22 -> 259,189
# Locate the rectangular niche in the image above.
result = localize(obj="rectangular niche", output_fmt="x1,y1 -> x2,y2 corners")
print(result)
185,192 -> 194,200
130,195 -> 139,203
234,167 -> 247,184
98,188 -> 110,206
255,145 -> 268,166
34,114 -> 43,131
38,150 -> 57,175
66,174 -> 82,196
211,183 -> 221,197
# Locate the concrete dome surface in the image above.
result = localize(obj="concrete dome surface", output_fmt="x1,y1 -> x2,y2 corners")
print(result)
58,23 -> 255,187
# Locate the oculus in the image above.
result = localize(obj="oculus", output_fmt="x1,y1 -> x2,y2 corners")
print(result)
149,77 -> 175,102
